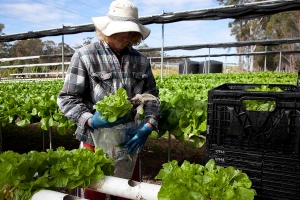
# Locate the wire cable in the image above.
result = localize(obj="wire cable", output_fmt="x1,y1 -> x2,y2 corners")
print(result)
31,0 -> 91,19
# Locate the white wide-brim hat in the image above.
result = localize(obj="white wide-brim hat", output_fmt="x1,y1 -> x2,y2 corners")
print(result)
92,0 -> 150,40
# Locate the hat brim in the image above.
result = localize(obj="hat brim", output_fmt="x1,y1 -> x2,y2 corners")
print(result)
92,16 -> 150,40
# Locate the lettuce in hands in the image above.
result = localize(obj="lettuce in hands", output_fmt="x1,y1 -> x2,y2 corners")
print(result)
93,88 -> 133,122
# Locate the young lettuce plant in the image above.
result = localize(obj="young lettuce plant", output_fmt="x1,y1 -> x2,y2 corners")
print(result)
0,147 -> 114,200
155,159 -> 256,200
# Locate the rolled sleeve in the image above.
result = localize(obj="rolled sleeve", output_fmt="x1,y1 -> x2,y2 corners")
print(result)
143,65 -> 160,131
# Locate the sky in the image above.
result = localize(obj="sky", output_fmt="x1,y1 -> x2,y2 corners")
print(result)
0,0 -> 239,64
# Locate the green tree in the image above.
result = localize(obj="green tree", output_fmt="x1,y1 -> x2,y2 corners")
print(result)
265,11 -> 300,71
138,44 -> 161,58
219,1 -> 300,72
73,37 -> 94,49
9,39 -> 45,64
0,23 -> 4,35
219,1 -> 283,72
0,23 -> 11,59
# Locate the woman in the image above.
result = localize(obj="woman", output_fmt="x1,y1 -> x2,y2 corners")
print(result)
57,0 -> 160,199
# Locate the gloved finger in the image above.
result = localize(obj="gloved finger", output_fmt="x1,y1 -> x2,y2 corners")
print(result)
138,143 -> 146,153
124,135 -> 137,148
101,122 -> 114,128
124,140 -> 133,148
112,114 -> 130,125
128,142 -> 140,154
125,136 -> 141,153
126,128 -> 139,137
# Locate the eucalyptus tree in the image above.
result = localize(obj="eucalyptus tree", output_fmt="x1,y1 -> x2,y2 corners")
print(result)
73,37 -> 94,49
9,39 -> 45,64
0,23 -> 4,35
0,23 -> 11,59
218,0 -> 271,72
265,11 -> 300,72
138,44 -> 161,58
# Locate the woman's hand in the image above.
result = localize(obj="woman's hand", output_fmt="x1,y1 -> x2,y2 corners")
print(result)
125,124 -> 152,154
88,111 -> 129,129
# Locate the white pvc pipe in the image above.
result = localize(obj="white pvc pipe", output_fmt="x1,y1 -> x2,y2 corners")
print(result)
31,176 -> 161,200
88,176 -> 161,200
0,56 -> 40,62
31,189 -> 87,200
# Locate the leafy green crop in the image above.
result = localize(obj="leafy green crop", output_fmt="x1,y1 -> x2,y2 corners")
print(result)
243,85 -> 282,111
155,159 -> 256,200
244,85 -> 283,92
93,88 -> 133,122
0,72 -> 297,147
242,100 -> 276,111
158,90 -> 207,148
0,147 -> 114,200
0,80 -> 75,135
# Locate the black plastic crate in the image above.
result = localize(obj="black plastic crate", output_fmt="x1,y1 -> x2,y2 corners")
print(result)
262,154 -> 300,175
207,145 -> 264,162
254,195 -> 283,200
206,83 -> 300,200
262,171 -> 300,186
207,83 -> 300,155
206,146 -> 263,188
261,179 -> 300,194
207,147 -> 300,199
254,178 -> 300,200
258,187 -> 300,200
207,146 -> 263,170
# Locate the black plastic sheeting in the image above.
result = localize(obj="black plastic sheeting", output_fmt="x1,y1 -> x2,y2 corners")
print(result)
140,0 -> 300,24
1,0 -> 300,42
138,38 -> 300,51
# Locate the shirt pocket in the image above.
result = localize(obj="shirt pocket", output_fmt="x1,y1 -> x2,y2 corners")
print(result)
131,71 -> 148,96
91,71 -> 113,100
132,71 -> 148,80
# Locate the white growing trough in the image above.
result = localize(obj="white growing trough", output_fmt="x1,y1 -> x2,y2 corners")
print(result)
31,176 -> 161,200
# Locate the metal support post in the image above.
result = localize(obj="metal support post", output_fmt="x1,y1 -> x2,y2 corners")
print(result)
62,24 -> 65,79
264,45 -> 267,71
279,45 -> 282,71
208,48 -> 211,73
160,10 -> 164,82
49,126 -> 52,149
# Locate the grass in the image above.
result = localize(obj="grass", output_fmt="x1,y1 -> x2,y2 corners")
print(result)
152,67 -> 179,76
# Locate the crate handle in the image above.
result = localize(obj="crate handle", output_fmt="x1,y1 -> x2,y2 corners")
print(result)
241,96 -> 277,112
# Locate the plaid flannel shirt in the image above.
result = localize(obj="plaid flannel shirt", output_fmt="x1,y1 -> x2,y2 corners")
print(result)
57,40 -> 160,145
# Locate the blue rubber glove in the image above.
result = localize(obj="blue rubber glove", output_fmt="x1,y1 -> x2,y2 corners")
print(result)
124,124 -> 152,154
90,111 -> 129,129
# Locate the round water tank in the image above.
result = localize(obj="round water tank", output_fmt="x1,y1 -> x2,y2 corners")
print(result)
199,60 -> 223,73
178,61 -> 200,74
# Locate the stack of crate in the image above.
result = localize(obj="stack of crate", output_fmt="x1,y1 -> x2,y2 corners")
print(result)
206,83 -> 300,200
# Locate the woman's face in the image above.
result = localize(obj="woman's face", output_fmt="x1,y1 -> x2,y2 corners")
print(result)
107,32 -> 134,51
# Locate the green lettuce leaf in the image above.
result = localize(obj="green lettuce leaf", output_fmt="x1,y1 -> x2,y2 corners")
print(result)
93,88 -> 133,122
155,159 -> 257,200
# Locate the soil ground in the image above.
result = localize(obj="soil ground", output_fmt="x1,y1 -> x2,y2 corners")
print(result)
0,123 -> 207,195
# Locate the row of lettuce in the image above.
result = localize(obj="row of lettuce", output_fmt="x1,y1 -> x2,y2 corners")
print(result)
0,147 -> 256,200
0,72 -> 297,148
